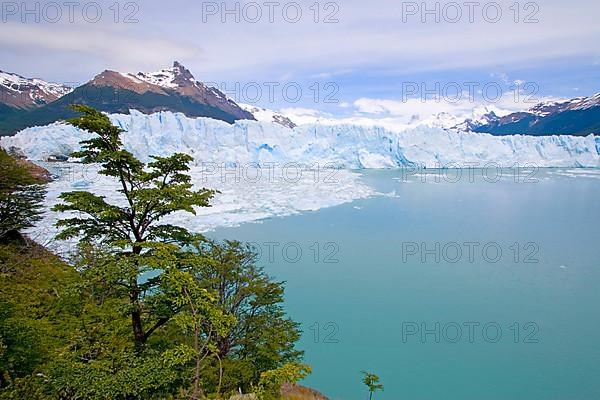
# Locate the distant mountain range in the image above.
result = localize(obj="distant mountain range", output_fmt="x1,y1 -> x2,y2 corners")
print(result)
467,94 -> 600,136
0,62 -> 255,136
1,63 -> 599,137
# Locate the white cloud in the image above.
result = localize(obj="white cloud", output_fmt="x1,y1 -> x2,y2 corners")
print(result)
280,86 -> 568,131
0,23 -> 198,74
309,69 -> 354,79
1,0 -> 598,103
180,0 -> 600,79
6,0 -> 596,82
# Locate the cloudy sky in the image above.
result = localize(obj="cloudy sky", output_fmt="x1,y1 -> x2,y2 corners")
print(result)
2,0 -> 599,122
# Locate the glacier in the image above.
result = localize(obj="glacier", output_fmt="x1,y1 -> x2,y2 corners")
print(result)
2,109 -> 599,253
2,109 -> 599,168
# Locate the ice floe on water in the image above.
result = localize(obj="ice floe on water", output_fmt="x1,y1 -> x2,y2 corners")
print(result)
28,163 -> 374,255
546,168 -> 600,179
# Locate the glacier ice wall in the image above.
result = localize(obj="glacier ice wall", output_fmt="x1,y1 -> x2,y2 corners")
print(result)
2,110 -> 599,168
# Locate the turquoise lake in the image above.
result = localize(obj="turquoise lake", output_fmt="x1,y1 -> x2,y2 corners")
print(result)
209,169 -> 600,400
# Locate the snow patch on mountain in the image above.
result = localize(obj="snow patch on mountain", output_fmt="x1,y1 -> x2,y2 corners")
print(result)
0,70 -> 72,107
131,65 -> 180,89
240,104 -> 297,128
471,92 -> 600,135
0,71 -> 71,97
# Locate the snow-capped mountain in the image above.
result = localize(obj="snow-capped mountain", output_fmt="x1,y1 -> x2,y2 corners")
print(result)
2,63 -> 600,140
472,93 -> 600,136
0,70 -> 72,109
451,106 -> 502,131
0,62 -> 255,136
239,104 -> 297,128
529,93 -> 600,115
2,110 -> 598,168
89,61 -> 254,121
274,105 -> 509,133
74,61 -> 255,121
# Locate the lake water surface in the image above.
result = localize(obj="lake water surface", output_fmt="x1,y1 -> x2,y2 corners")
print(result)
209,169 -> 600,400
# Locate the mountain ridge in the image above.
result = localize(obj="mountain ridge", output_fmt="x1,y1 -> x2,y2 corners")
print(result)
470,93 -> 600,136
0,70 -> 72,109
0,62 -> 255,136
2,64 -> 600,137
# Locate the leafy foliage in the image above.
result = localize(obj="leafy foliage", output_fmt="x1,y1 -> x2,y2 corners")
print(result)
54,104 -> 215,246
161,266 -> 236,399
53,104 -> 216,348
0,242 -> 78,394
361,371 -> 384,400
0,149 -> 46,241
0,105 -> 311,399
51,351 -> 184,400
189,240 -> 303,393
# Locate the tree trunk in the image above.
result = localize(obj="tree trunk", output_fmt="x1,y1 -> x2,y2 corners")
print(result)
131,293 -> 145,348
217,335 -> 231,359
192,326 -> 204,400
131,243 -> 146,348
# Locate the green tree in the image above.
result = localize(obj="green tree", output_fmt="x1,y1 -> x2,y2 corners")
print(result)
161,266 -> 236,399
3,105 -> 310,399
0,149 -> 46,242
52,105 -> 215,348
189,240 -> 303,392
361,371 -> 384,400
